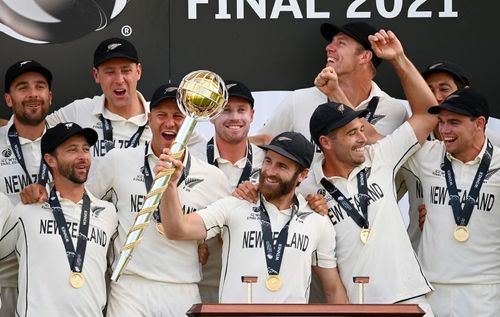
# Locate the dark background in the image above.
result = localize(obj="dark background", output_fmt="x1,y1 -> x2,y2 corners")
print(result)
0,0 -> 496,118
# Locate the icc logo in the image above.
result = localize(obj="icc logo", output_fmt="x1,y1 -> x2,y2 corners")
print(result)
0,0 -> 129,44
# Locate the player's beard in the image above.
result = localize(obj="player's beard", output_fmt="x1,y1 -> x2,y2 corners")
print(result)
14,98 -> 49,126
57,159 -> 90,184
258,169 -> 300,202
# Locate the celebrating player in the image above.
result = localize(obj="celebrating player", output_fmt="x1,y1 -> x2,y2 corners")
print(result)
254,22 -> 408,149
0,60 -> 53,316
404,88 -> 500,316
86,83 -> 230,316
158,131 -> 348,304
0,123 -> 117,315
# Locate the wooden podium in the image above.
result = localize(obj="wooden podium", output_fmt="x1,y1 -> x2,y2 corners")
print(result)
186,304 -> 425,316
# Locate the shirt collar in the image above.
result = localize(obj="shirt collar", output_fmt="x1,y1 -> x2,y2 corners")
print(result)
4,117 -> 46,145
312,153 -> 369,184
357,81 -> 384,109
446,137 -> 489,165
146,143 -> 189,167
212,137 -> 249,168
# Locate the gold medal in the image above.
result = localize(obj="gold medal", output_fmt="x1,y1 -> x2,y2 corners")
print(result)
156,223 -> 165,236
265,275 -> 282,291
360,228 -> 370,244
454,225 -> 469,242
69,272 -> 84,288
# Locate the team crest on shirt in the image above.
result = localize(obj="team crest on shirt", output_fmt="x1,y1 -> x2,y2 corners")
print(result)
369,114 -> 385,125
294,211 -> 314,223
92,206 -> 106,218
484,167 -> 500,183
182,178 -> 204,192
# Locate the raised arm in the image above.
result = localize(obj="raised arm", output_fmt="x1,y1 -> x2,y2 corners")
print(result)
369,30 -> 438,144
314,66 -> 352,107
157,148 -> 207,241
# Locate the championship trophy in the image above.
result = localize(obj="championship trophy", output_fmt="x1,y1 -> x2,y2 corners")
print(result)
111,70 -> 228,282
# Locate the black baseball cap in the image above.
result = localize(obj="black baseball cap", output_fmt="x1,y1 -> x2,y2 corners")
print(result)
310,102 -> 369,145
421,60 -> 470,87
428,88 -> 489,121
320,22 -> 382,68
42,122 -> 98,155
93,37 -> 139,67
225,80 -> 254,107
150,83 -> 179,109
5,60 -> 52,93
259,132 -> 314,169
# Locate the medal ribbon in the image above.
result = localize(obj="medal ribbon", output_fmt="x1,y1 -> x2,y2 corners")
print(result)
259,194 -> 298,276
363,96 -> 380,123
7,124 -> 49,186
320,169 -> 369,229
442,140 -> 493,226
48,187 -> 90,274
142,145 -> 191,222
99,115 -> 146,152
207,137 -> 254,186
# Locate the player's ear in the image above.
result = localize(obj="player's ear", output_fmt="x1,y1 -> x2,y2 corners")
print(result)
297,168 -> 309,183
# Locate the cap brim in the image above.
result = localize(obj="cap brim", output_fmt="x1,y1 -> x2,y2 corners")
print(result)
321,23 -> 362,46
94,53 -> 139,67
322,108 -> 369,135
258,144 -> 303,167
229,93 -> 254,107
6,65 -> 53,92
50,128 -> 98,154
428,104 -> 472,116
150,95 -> 177,109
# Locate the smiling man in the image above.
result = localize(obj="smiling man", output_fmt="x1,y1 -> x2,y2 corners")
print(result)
45,38 -> 205,167
158,131 -> 348,304
256,22 -> 408,152
196,80 -> 265,302
86,83 -> 230,316
404,89 -> 500,316
0,122 -> 117,316
0,60 -> 53,316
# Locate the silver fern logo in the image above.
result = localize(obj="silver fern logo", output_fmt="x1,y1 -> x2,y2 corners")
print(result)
183,178 -> 204,191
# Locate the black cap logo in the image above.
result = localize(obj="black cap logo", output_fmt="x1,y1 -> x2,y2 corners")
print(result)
64,123 -> 74,129
107,43 -> 123,51
19,61 -> 31,67
337,104 -> 345,113
276,136 -> 292,142
428,62 -> 444,70
164,86 -> 178,94
226,83 -> 238,89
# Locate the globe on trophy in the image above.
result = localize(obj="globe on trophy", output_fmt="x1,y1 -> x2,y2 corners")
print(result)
111,70 -> 228,282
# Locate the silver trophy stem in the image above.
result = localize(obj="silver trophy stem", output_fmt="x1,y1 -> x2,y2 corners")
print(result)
111,117 -> 197,282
